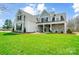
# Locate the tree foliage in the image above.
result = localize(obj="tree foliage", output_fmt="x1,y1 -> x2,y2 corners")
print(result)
67,29 -> 72,33
67,16 -> 79,32
3,19 -> 12,30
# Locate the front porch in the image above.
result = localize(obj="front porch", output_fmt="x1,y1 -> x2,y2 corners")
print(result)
37,23 -> 67,33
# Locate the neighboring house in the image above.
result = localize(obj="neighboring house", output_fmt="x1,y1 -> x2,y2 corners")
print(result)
13,9 -> 67,33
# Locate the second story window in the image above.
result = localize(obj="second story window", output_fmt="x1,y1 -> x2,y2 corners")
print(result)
17,15 -> 22,20
61,16 -> 64,21
41,18 -> 44,22
36,18 -> 38,22
46,17 -> 48,22
52,17 -> 55,22
24,15 -> 25,21
19,15 -> 22,20
17,16 -> 19,20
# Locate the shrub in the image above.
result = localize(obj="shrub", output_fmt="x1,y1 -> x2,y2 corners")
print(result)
12,27 -> 15,32
55,31 -> 57,33
67,29 -> 72,33
61,31 -> 63,33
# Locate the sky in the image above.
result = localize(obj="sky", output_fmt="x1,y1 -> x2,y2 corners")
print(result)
0,3 -> 78,27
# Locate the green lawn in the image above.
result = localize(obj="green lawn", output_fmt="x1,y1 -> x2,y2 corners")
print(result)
0,32 -> 79,55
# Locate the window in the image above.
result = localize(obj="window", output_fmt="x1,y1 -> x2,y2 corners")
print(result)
17,15 -> 22,20
16,24 -> 22,30
46,17 -> 48,22
17,16 -> 19,20
24,15 -> 25,21
19,15 -> 22,20
61,16 -> 64,21
52,17 -> 55,22
41,18 -> 44,22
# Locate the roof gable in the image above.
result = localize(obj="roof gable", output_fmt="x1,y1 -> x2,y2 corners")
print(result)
16,9 -> 35,17
16,9 -> 23,15
40,10 -> 49,17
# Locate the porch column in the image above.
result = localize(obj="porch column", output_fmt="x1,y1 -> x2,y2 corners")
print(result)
64,22 -> 67,33
43,24 -> 45,32
22,16 -> 24,33
50,24 -> 52,32
22,22 -> 24,32
13,20 -> 16,31
14,22 -> 16,31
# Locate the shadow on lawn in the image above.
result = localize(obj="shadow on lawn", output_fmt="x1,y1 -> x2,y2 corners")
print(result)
3,32 -> 19,36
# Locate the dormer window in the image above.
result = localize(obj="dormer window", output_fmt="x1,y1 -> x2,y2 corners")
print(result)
61,16 -> 64,21
52,17 -> 55,22
46,17 -> 48,22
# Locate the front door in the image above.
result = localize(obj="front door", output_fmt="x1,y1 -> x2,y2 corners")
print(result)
45,25 -> 50,32
24,27 -> 26,33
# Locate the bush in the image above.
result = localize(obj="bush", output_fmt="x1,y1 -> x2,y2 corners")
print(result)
12,28 -> 14,32
61,31 -> 63,33
55,31 -> 57,33
67,29 -> 72,33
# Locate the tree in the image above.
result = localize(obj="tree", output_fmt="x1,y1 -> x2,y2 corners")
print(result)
74,16 -> 79,32
67,19 -> 75,31
68,15 -> 79,32
3,19 -> 12,30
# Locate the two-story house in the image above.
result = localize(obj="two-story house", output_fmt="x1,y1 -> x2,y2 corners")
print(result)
13,9 -> 67,33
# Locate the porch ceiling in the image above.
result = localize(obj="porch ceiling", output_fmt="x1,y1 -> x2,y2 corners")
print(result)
37,21 -> 66,25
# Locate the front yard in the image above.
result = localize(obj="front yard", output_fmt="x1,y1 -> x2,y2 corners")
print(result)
0,32 -> 79,55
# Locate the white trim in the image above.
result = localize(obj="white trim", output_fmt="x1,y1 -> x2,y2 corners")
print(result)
37,21 -> 66,25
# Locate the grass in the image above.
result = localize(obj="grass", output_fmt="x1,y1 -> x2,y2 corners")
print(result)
0,32 -> 79,55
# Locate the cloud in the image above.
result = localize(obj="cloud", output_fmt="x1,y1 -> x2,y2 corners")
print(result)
73,13 -> 79,18
29,4 -> 36,8
37,3 -> 46,12
73,3 -> 79,11
0,19 -> 4,27
48,8 -> 55,13
72,3 -> 79,13
0,4 -> 8,14
72,3 -> 79,18
22,6 -> 35,15
21,3 -> 37,15
21,3 -> 47,15
52,8 -> 55,11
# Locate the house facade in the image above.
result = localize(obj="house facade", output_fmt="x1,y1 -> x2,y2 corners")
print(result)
13,9 -> 67,33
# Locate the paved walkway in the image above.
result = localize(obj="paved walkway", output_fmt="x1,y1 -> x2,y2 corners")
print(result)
0,31 -> 11,32
32,32 -> 43,34
73,32 -> 79,35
